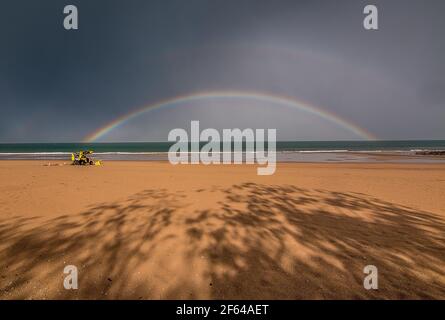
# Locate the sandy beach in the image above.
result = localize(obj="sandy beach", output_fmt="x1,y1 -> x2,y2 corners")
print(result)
0,160 -> 444,299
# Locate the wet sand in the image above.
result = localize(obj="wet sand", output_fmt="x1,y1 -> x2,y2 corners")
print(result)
0,161 -> 444,299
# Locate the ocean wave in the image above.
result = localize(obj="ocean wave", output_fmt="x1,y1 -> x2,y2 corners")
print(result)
0,150 -> 418,155
0,149 -> 441,156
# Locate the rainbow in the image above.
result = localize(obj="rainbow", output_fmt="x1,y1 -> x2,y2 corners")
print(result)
84,91 -> 377,142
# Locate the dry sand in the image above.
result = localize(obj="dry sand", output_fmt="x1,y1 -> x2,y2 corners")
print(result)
0,160 -> 444,299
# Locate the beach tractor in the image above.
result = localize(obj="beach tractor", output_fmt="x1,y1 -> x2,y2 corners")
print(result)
71,150 -> 102,166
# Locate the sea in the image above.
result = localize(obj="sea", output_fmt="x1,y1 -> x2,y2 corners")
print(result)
0,140 -> 445,163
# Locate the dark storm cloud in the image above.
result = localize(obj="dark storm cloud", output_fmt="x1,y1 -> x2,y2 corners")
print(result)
0,0 -> 444,142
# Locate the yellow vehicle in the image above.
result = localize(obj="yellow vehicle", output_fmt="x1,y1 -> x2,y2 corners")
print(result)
71,150 -> 102,166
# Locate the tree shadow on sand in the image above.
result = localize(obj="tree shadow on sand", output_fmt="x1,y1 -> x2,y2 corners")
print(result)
0,183 -> 444,299
185,183 -> 445,299
0,189 -> 182,299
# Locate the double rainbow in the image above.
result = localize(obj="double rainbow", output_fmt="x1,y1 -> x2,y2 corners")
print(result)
84,91 -> 376,142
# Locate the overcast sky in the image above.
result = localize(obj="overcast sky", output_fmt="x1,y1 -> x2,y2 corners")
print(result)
0,0 -> 444,142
